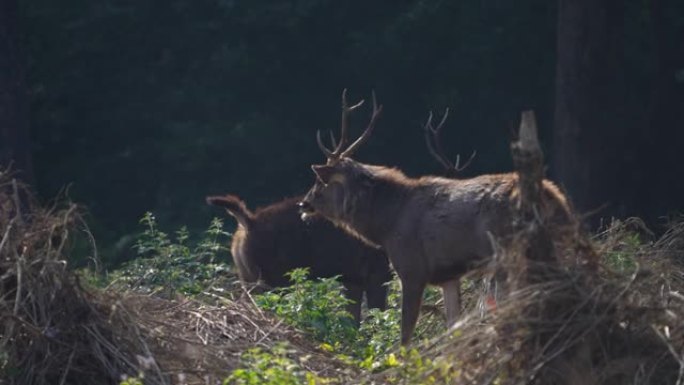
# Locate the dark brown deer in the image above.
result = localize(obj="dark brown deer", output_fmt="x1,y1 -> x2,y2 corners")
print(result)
207,193 -> 391,322
298,91 -> 573,344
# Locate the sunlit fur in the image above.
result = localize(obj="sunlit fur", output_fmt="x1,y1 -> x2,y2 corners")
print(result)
207,194 -> 392,322
300,157 -> 573,344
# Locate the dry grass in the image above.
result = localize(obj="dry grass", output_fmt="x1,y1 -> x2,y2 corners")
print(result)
0,170 -> 354,385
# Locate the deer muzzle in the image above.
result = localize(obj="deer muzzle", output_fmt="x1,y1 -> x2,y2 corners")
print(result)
297,201 -> 316,222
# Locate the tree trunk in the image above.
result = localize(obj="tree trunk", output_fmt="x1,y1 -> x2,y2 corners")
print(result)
0,0 -> 33,185
646,0 -> 684,219
553,0 -> 625,224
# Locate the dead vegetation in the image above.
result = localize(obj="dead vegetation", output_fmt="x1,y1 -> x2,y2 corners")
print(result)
0,170 -> 354,385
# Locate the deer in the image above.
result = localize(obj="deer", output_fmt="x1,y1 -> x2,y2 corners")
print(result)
298,90 -> 574,344
206,179 -> 391,322
423,109 -> 503,314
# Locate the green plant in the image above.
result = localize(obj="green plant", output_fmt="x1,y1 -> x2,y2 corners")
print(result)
224,342 -> 331,385
120,376 -> 144,385
108,213 -> 232,296
355,279 -> 445,370
381,347 -> 458,385
604,232 -> 641,273
256,268 -> 446,370
255,268 -> 358,349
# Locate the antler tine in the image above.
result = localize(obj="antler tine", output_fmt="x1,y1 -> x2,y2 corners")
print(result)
430,108 -> 454,169
435,107 -> 449,135
423,109 -> 454,170
340,90 -> 383,159
423,111 -> 439,159
424,110 -> 434,131
329,130 -> 338,150
335,88 -> 365,155
316,130 -> 335,158
454,150 -> 477,172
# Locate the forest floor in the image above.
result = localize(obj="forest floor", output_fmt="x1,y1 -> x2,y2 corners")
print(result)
2,170 -> 684,385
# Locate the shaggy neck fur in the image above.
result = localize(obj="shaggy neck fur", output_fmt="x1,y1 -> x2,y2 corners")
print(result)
338,166 -> 413,248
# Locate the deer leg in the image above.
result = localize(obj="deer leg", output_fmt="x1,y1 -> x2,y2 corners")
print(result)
365,257 -> 391,311
400,280 -> 426,345
442,278 -> 462,326
365,281 -> 388,311
343,283 -> 363,325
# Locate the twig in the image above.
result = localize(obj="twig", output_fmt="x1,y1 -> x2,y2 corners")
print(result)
669,291 -> 684,302
4,254 -> 26,346
529,265 -> 640,376
80,221 -> 101,273
54,203 -> 78,258
118,307 -> 170,385
539,285 -> 602,353
11,178 -> 23,227
652,325 -> 684,385
255,319 -> 285,345
244,287 -> 266,318
58,344 -> 77,385
0,216 -> 16,252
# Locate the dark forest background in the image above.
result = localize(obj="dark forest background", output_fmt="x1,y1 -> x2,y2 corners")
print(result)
1,0 -> 683,265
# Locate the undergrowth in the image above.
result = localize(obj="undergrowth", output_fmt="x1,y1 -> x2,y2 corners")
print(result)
107,213 -> 451,383
104,214 -> 679,385
105,212 -> 233,296
223,343 -> 333,385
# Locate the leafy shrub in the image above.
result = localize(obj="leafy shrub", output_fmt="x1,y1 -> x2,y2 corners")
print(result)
107,212 -> 232,296
106,215 -> 454,381
598,219 -> 651,274
255,268 -> 359,349
603,231 -> 641,273
255,268 -> 447,371
224,343 -> 331,385
355,279 -> 446,370
119,375 -> 144,385
380,348 -> 458,385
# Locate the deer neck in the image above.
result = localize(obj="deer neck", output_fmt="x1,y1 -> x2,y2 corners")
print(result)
345,178 -> 410,248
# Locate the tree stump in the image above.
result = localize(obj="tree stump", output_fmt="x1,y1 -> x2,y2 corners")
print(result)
510,110 -> 558,285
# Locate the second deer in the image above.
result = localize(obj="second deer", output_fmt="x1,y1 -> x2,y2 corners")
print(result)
207,193 -> 392,323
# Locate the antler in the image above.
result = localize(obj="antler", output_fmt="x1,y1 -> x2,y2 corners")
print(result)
340,91 -> 382,158
317,89 -> 365,159
423,108 -> 476,176
316,89 -> 383,161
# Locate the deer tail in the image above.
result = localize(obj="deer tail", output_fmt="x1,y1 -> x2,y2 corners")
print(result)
206,194 -> 254,228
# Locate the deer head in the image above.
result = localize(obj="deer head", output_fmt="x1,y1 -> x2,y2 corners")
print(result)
299,90 -> 383,223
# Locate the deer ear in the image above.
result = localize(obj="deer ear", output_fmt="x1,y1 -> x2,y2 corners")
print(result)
311,165 -> 335,184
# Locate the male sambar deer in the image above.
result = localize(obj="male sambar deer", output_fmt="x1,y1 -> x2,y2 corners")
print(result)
298,91 -> 573,344
423,109 -> 502,314
207,195 -> 391,322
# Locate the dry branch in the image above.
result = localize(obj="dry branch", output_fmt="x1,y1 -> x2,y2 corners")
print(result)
0,167 -> 354,384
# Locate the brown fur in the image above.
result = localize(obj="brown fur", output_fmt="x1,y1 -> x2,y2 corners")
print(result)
300,158 -> 573,344
207,194 -> 392,322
